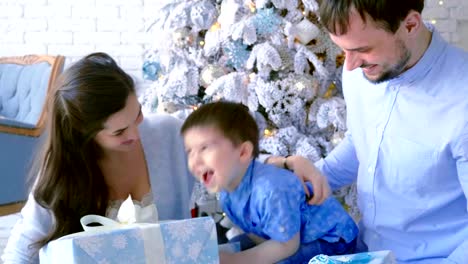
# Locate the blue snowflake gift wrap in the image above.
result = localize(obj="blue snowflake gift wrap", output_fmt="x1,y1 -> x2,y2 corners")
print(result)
308,250 -> 396,264
39,216 -> 219,264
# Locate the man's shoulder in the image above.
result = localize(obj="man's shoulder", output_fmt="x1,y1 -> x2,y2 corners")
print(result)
439,44 -> 468,77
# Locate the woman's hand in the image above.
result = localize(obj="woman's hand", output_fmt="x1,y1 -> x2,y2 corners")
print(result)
266,155 -> 331,205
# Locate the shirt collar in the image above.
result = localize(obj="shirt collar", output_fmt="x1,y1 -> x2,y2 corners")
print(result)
390,23 -> 447,86
222,159 -> 256,205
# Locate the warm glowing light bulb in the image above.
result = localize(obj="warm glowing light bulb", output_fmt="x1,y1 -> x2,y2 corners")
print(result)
295,82 -> 306,91
210,22 -> 221,32
438,1 -> 444,5
247,0 -> 256,12
199,41 -> 205,46
264,129 -> 273,137
431,19 -> 437,24
173,32 -> 182,39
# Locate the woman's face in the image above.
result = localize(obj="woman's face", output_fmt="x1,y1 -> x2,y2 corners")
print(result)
94,93 -> 144,153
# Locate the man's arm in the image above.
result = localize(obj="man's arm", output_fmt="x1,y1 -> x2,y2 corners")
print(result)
265,132 -> 359,204
314,132 -> 359,190
444,125 -> 468,263
219,233 -> 300,264
266,155 -> 331,204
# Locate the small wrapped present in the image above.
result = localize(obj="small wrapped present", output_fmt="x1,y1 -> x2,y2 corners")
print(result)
39,215 -> 219,264
308,250 -> 396,264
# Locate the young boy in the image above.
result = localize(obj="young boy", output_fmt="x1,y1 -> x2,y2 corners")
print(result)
181,101 -> 358,263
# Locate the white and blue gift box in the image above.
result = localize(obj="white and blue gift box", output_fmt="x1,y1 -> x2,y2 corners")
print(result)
308,250 -> 397,264
39,216 -> 219,264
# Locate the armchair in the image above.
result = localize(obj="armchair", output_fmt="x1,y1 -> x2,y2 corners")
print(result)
0,54 -> 65,205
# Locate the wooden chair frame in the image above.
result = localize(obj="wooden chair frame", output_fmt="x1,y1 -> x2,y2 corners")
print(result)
0,54 -> 65,137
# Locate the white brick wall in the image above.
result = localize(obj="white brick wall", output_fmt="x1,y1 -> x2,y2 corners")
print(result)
0,0 -> 163,81
0,0 -> 467,82
423,0 -> 468,50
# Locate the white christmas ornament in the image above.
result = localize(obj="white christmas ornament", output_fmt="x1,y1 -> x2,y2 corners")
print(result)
295,19 -> 320,44
190,0 -> 218,31
200,64 -> 225,87
218,0 -> 240,27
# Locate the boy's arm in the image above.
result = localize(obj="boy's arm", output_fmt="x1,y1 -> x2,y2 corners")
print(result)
247,233 -> 266,244
220,233 -> 300,264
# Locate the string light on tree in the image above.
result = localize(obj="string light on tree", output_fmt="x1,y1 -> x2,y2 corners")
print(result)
323,83 -> 337,99
248,72 -> 257,81
247,0 -> 256,13
295,82 -> 306,91
209,22 -> 221,32
331,131 -> 345,147
264,128 -> 275,137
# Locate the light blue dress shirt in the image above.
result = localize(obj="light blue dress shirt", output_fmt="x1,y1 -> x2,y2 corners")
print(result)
220,160 -> 358,262
316,24 -> 468,264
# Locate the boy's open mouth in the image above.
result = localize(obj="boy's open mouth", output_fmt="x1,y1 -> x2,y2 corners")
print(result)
202,170 -> 214,186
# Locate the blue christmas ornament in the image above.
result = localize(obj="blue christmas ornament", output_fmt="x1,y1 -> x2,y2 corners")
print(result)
222,41 -> 250,70
142,61 -> 161,81
252,8 -> 282,36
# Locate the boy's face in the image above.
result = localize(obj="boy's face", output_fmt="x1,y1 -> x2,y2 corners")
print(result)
183,125 -> 249,193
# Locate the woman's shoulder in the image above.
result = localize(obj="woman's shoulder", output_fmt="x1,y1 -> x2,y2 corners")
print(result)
139,113 -> 186,156
142,112 -> 183,127
140,113 -> 183,135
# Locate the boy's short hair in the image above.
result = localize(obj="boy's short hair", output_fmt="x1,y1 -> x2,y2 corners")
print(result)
181,101 -> 260,157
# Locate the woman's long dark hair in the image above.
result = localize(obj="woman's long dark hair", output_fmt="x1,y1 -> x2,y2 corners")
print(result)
31,52 -> 135,248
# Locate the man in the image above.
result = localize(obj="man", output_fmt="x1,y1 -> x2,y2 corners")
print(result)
276,0 -> 468,263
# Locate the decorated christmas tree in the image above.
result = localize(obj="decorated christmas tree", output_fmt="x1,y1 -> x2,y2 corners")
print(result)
140,0 -> 359,221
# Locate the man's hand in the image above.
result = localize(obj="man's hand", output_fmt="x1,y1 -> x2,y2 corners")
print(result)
266,155 -> 331,205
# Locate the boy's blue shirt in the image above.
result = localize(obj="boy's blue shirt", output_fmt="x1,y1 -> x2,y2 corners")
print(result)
220,160 -> 358,244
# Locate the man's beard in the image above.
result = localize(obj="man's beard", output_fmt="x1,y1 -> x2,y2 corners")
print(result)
364,39 -> 411,84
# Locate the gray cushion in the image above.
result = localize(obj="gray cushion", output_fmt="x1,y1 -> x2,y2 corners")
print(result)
0,62 -> 51,127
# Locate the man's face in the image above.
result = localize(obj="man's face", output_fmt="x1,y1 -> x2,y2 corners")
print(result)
330,9 -> 411,84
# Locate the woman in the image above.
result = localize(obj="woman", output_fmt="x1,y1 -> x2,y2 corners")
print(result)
1,53 -> 194,263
